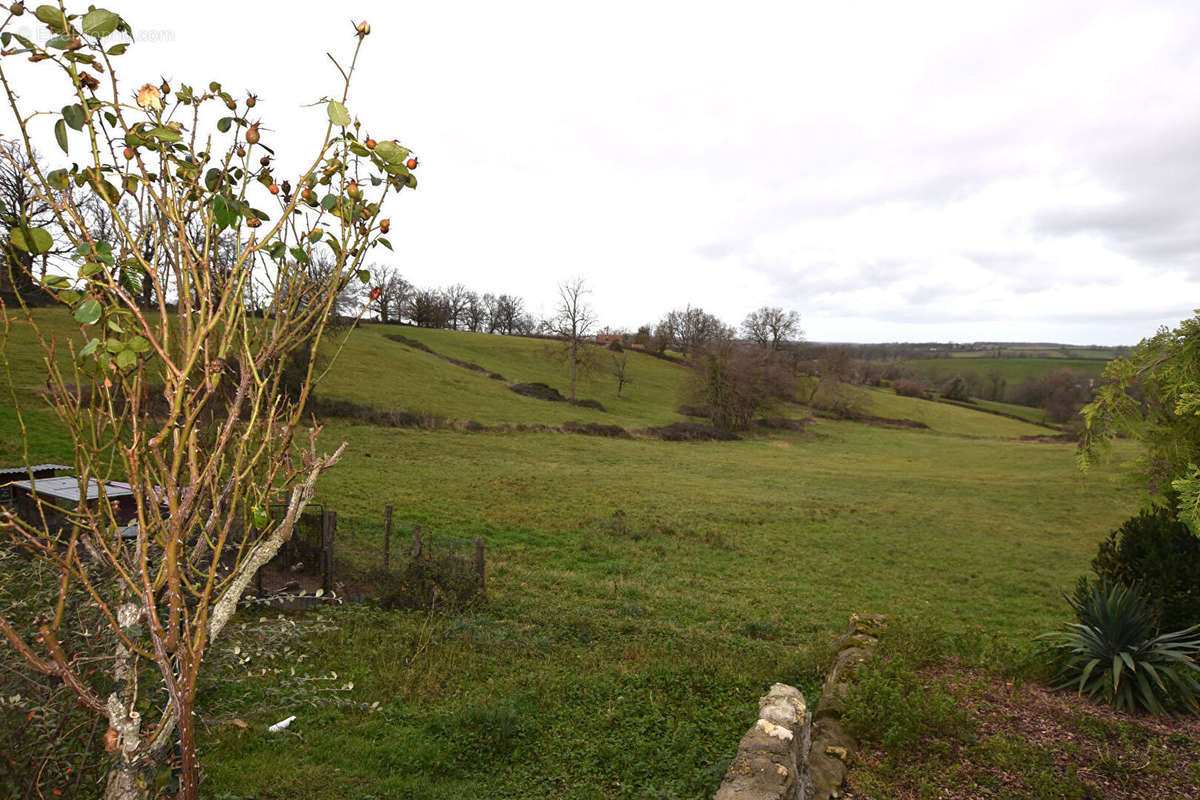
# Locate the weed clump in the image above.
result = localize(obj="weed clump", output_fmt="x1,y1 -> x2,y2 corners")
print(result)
842,656 -> 975,749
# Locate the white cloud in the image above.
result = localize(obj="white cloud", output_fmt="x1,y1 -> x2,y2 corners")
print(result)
7,0 -> 1200,344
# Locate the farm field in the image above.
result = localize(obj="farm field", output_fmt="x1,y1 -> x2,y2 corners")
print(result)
0,312 -> 1156,798
898,356 -> 1109,387
192,419 -> 1142,799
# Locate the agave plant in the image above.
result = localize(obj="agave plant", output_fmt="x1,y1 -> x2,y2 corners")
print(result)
1040,581 -> 1200,714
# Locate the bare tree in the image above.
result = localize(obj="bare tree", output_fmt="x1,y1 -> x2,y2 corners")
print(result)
370,264 -> 411,324
0,140 -> 60,301
491,293 -> 524,335
742,306 -> 802,350
552,277 -> 597,403
463,290 -> 486,332
654,305 -> 729,355
611,351 -> 633,397
689,336 -> 793,430
442,282 -> 469,330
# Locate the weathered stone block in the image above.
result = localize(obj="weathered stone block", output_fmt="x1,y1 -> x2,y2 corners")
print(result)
716,684 -> 811,800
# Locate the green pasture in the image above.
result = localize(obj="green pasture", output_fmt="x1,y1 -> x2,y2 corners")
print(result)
0,310 -> 1157,798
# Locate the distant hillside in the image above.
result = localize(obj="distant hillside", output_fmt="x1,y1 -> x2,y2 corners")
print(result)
0,311 -> 1062,467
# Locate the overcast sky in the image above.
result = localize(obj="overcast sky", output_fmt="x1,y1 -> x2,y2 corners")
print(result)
8,0 -> 1200,344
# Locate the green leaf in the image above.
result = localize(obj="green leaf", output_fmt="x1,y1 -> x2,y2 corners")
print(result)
327,100 -> 351,127
115,348 -> 137,369
377,237 -> 392,251
10,226 -> 53,255
81,8 -> 121,37
78,338 -> 100,358
46,36 -> 72,50
74,299 -> 102,325
54,119 -> 68,154
106,43 -> 128,55
204,168 -> 222,192
217,116 -> 233,133
320,194 -> 337,211
373,140 -> 409,166
42,274 -> 70,289
92,178 -> 120,204
62,104 -> 85,131
58,289 -> 81,305
34,5 -> 67,30
289,246 -> 309,264
213,195 -> 236,229
357,269 -> 370,283
251,505 -> 269,529
348,141 -> 370,157
105,337 -> 124,353
267,241 -> 287,260
146,126 -> 183,143
127,335 -> 149,353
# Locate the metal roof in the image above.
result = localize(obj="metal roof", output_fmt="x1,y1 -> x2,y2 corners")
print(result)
0,464 -> 72,477
10,477 -> 136,503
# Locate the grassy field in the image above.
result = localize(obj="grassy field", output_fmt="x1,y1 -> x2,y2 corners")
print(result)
899,356 -> 1109,386
320,324 -> 694,428
0,310 -> 1157,799
946,345 -> 1124,360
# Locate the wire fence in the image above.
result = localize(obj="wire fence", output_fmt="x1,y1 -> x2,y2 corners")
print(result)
254,504 -> 486,610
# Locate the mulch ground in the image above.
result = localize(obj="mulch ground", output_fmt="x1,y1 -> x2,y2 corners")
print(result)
843,664 -> 1200,800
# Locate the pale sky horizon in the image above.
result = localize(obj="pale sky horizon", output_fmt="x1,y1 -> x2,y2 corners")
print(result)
6,1 -> 1200,345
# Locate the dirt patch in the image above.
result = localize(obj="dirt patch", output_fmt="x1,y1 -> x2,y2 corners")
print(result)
561,420 -> 630,438
845,664 -> 1200,800
636,422 -> 740,441
385,332 -> 434,353
571,398 -> 606,412
509,382 -> 567,402
756,416 -> 811,431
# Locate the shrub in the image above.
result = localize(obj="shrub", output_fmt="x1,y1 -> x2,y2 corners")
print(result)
1090,507 -> 1200,632
892,378 -> 929,399
1039,581 -> 1200,714
941,375 -> 971,402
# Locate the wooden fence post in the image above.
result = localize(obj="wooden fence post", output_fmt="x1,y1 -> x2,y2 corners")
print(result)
411,524 -> 423,559
322,510 -> 336,594
474,537 -> 486,597
383,504 -> 393,570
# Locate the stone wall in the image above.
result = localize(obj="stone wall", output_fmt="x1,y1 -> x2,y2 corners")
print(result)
714,613 -> 886,800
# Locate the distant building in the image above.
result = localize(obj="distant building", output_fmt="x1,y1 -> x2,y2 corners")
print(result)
596,333 -> 626,347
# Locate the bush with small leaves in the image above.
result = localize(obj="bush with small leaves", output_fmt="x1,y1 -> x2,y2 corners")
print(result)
1088,506 -> 1200,633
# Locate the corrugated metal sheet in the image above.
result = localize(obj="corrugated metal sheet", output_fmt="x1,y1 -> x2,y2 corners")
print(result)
10,477 -> 135,502
0,464 -> 71,477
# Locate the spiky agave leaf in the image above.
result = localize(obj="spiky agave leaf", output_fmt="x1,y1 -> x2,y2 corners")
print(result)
1039,581 -> 1200,714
